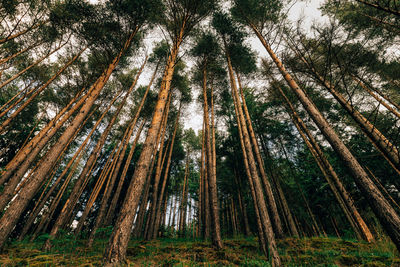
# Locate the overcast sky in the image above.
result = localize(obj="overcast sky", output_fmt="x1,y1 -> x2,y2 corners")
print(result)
183,0 -> 326,132
88,0 -> 326,133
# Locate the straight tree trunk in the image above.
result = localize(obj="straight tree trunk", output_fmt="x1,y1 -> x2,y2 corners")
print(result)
75,124 -> 132,236
0,87 -> 100,212
202,65 -> 223,249
0,80 -> 37,119
0,86 -> 86,187
103,62 -> 157,226
179,155 -> 190,236
0,42 -> 40,66
355,0 -> 400,17
88,121 -> 144,247
45,56 -> 145,245
0,20 -> 44,44
297,54 -> 400,173
146,94 -> 172,240
233,169 -> 251,236
105,122 -> 145,226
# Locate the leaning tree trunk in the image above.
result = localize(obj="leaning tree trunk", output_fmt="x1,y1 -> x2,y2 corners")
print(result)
44,55 -> 145,248
0,47 -> 86,133
0,84 -> 87,186
0,86 -> 93,212
236,72 -> 284,238
103,23 -> 186,264
0,30 -> 138,250
75,125 -> 132,236
226,48 -> 280,266
352,76 -> 400,120
88,121 -> 145,247
251,25 -> 400,252
233,97 -> 267,256
0,41 -> 66,90
152,104 -> 181,239
0,42 -> 40,66
297,53 -> 400,174
146,94 -> 172,240
103,65 -> 156,225
276,85 -> 374,242
0,20 -> 45,44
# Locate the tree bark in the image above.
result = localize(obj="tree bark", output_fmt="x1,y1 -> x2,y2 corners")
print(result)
145,93 -> 172,240
0,47 -> 86,133
297,53 -> 400,173
275,84 -> 374,242
152,105 -> 181,238
226,47 -> 280,266
44,54 -> 145,247
0,20 -> 45,44
0,41 -> 66,90
236,72 -> 284,238
202,65 -> 223,249
0,30 -> 138,250
103,25 -> 185,264
252,26 -> 400,252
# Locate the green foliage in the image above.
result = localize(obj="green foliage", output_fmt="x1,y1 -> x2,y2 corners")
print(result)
1,237 -> 398,266
231,0 -> 284,28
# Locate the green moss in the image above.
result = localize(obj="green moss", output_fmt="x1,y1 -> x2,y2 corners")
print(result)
0,237 -> 398,266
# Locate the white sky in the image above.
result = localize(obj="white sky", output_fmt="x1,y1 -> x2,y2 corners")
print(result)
184,0 -> 326,132
88,0 -> 326,133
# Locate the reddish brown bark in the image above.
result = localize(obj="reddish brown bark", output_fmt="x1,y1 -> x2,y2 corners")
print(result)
251,25 -> 400,252
0,30 -> 138,250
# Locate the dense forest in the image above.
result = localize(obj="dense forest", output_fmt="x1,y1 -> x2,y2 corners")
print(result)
0,0 -> 400,266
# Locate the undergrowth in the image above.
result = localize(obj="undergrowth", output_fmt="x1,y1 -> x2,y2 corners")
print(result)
0,235 -> 399,266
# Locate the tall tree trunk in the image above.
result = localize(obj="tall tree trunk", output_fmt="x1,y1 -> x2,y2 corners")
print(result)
0,87 -> 102,212
146,93 -> 172,240
0,80 -> 36,119
75,124 -> 132,236
0,86 -> 86,187
0,41 -> 66,90
88,121 -> 144,247
16,107 -> 100,240
0,20 -> 45,44
297,53 -> 400,173
105,122 -> 145,227
103,26 -> 186,265
45,55 -> 146,246
202,65 -> 223,249
275,84 -> 374,242
179,155 -> 190,236
252,26 -> 400,252
0,47 -> 86,133
0,42 -> 40,66
352,76 -> 400,120
233,169 -> 251,236
226,48 -> 280,266
355,0 -> 400,17
236,72 -> 284,238
0,30 -> 138,250
152,105 -> 181,238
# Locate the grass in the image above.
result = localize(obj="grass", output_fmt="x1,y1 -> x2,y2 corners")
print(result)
0,235 -> 399,266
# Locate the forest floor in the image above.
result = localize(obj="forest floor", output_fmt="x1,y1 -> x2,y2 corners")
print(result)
0,235 -> 399,266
